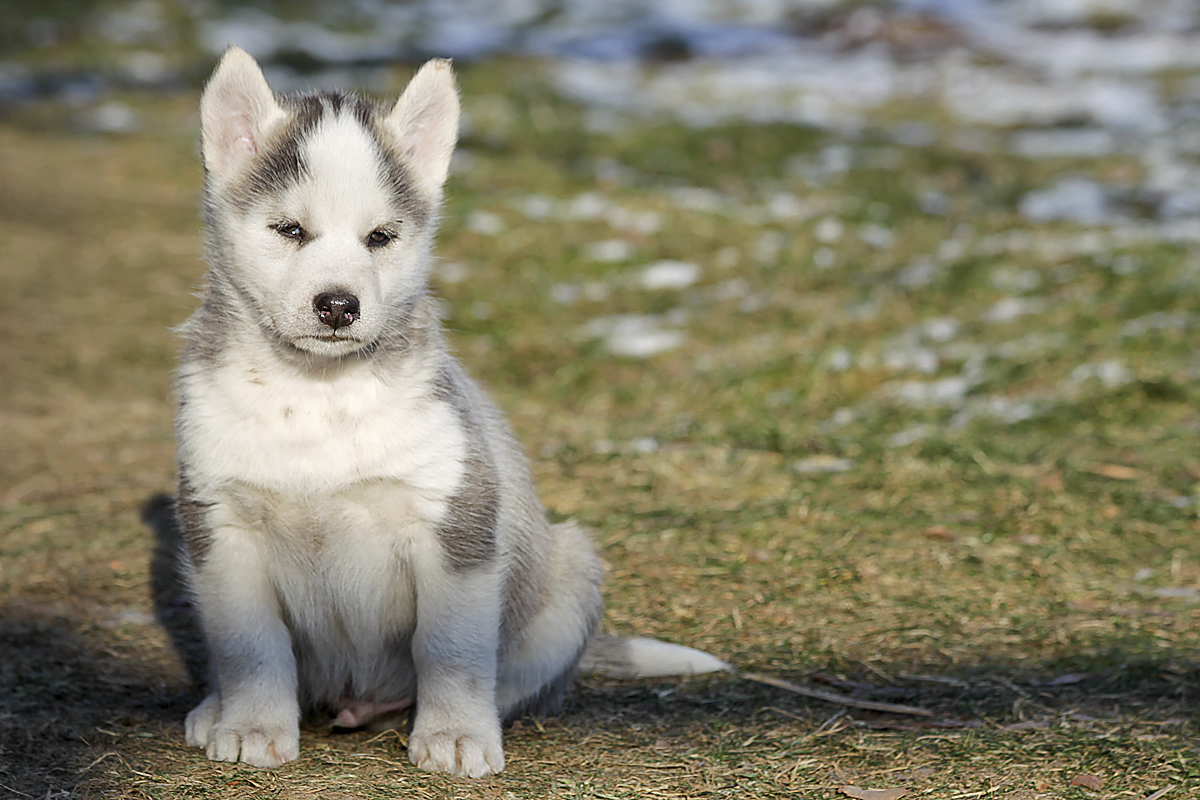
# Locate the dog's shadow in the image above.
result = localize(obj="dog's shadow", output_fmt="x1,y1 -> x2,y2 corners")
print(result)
143,493 -> 209,690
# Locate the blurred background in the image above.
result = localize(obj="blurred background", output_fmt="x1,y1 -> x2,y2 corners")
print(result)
3,1 -> 1200,797
6,0 -> 1200,170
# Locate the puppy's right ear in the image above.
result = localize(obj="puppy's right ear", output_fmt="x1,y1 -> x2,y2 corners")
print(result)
200,47 -> 285,176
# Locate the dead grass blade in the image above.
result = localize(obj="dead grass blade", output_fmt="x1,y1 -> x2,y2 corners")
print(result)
1144,786 -> 1176,800
840,786 -> 908,800
737,671 -> 934,717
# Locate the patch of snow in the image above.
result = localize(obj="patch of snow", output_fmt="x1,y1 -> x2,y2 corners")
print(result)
516,194 -> 559,220
825,407 -> 857,428
950,395 -> 1039,429
754,231 -> 784,264
79,101 -> 139,134
1067,360 -> 1133,388
584,239 -> 636,262
942,64 -> 1166,133
632,436 -> 660,453
814,216 -> 844,244
858,223 -> 896,250
1011,128 -> 1116,159
825,347 -> 854,372
886,424 -> 937,447
638,260 -> 700,290
466,209 -> 505,235
918,190 -> 951,216
1019,177 -> 1111,225
983,296 -> 1048,324
1120,311 -> 1190,337
813,247 -> 836,270
585,314 -> 686,357
437,260 -> 469,284
883,345 -> 940,375
711,278 -> 750,301
890,376 -> 972,408
766,191 -> 813,221
667,187 -> 726,213
923,317 -> 961,343
895,258 -> 941,288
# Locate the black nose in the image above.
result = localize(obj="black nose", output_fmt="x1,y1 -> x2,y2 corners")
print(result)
313,292 -> 360,330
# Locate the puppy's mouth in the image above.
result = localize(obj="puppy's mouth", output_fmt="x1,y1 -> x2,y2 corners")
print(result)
289,333 -> 370,355
309,334 -> 359,342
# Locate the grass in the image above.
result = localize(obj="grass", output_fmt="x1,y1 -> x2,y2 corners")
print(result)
1,57 -> 1198,799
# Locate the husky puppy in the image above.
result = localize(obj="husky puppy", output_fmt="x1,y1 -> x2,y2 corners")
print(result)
173,47 -> 725,778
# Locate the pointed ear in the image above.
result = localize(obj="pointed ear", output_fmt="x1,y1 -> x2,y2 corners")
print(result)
199,47 -> 285,176
384,59 -> 460,199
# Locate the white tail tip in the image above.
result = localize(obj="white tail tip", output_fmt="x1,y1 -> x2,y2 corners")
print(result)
580,634 -> 730,679
624,637 -> 731,677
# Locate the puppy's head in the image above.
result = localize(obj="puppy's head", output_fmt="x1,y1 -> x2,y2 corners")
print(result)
198,47 -> 459,358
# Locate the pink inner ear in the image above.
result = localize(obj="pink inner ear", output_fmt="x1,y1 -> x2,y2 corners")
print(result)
231,133 -> 257,156
223,111 -> 259,164
401,102 -> 456,181
402,107 -> 438,156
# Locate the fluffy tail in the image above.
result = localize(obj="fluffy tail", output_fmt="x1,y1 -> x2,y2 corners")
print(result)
579,633 -> 730,680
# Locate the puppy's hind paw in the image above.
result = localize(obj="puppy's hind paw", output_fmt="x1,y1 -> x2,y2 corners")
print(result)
409,729 -> 505,777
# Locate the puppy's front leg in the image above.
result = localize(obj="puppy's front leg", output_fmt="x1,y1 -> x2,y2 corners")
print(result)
185,521 -> 300,768
409,566 -> 504,777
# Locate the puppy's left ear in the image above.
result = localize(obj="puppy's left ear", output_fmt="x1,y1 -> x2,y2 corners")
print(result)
385,59 -> 460,200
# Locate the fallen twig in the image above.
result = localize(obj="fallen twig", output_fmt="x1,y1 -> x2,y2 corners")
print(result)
738,671 -> 934,717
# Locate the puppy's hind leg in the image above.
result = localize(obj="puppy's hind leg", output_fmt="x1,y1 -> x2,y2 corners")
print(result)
495,522 -> 604,723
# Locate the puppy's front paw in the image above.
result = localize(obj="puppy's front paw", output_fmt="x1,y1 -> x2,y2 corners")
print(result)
409,726 -> 505,777
184,694 -> 299,768
206,722 -> 299,768
184,693 -> 221,748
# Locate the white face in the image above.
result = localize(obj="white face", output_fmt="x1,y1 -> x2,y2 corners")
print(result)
200,50 -> 458,359
224,113 -> 431,358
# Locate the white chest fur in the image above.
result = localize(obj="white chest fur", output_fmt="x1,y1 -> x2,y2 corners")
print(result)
178,352 -> 466,508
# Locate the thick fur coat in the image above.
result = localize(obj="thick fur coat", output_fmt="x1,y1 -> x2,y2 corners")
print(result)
170,48 -> 724,778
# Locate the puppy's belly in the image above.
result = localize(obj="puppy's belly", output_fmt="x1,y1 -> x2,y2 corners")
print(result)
243,482 -> 431,713
334,696 -> 415,728
292,621 -> 419,714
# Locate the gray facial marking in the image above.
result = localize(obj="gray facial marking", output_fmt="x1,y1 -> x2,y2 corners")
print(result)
368,131 -> 432,228
219,92 -> 324,210
204,88 -> 433,252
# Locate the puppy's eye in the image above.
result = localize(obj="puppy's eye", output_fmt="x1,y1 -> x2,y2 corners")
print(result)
366,228 -> 396,249
271,222 -> 307,242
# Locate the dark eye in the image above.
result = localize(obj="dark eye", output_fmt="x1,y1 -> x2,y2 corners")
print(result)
367,227 -> 396,249
271,221 -> 307,242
